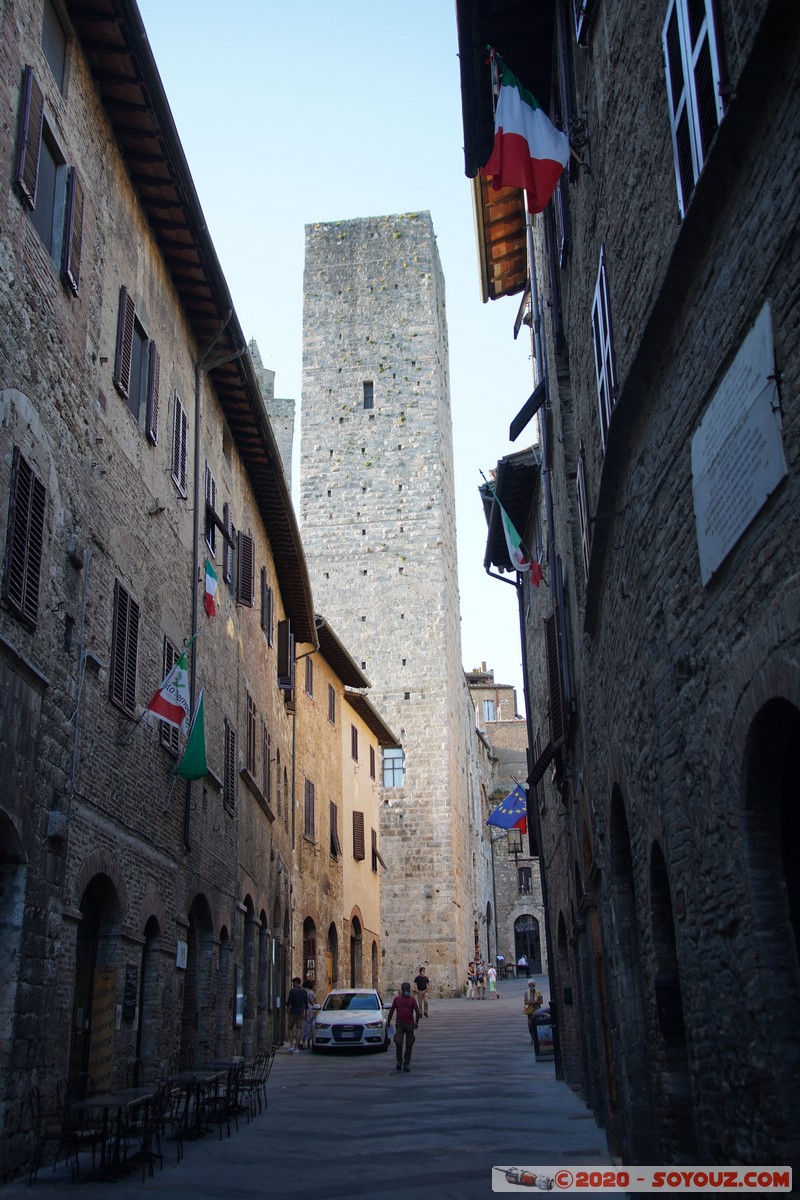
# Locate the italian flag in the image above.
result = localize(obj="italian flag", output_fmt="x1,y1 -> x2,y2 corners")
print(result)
204,558 -> 218,617
146,651 -> 191,734
499,501 -> 544,588
481,61 -> 570,214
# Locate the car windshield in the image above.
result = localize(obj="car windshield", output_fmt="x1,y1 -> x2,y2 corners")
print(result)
322,992 -> 380,1012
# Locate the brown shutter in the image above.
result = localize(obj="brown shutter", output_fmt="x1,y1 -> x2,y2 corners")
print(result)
330,801 -> 342,856
14,67 -> 44,209
146,342 -> 160,444
236,530 -> 254,606
171,394 -> 188,493
277,619 -> 294,690
113,287 -> 135,399
224,720 -> 237,813
110,580 -> 139,716
159,639 -> 180,756
352,811 -> 365,861
63,168 -> 84,295
544,612 -> 566,748
2,447 -> 46,629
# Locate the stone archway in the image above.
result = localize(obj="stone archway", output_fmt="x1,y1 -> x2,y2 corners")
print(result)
179,894 -> 214,1068
70,873 -> 123,1094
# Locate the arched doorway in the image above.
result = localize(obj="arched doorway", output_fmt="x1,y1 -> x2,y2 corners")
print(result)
650,842 -> 697,1158
70,875 -> 123,1094
257,911 -> 269,1051
303,917 -> 317,986
270,898 -> 284,1046
215,928 -> 230,1059
514,914 -> 541,973
179,894 -> 214,1068
327,923 -> 338,991
136,916 -> 161,1079
242,897 -> 257,1056
350,916 -> 362,987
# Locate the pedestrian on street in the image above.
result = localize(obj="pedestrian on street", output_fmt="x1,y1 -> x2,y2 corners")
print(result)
476,960 -> 487,999
300,977 -> 316,1049
488,964 -> 499,998
466,960 -> 477,999
524,979 -> 544,1042
386,981 -> 420,1073
414,966 -> 430,1017
286,976 -> 309,1052
517,953 -> 529,978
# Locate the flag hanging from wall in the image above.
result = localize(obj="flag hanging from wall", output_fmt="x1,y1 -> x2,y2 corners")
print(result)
481,57 -> 570,214
145,650 -> 191,734
176,689 -> 207,780
486,783 -> 528,832
204,558 -> 218,617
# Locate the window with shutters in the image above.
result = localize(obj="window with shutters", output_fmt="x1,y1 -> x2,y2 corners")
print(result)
222,503 -> 233,586
353,811 -> 365,861
330,802 -> 342,857
304,656 -> 314,698
591,246 -> 617,452
204,464 -> 217,554
351,724 -> 359,762
369,745 -> 376,780
171,393 -> 188,495
2,447 -> 46,630
371,827 -> 386,872
362,381 -> 374,410
260,568 -> 274,645
328,684 -> 336,726
223,719 -> 237,814
577,441 -> 591,579
159,638 -> 180,756
518,866 -> 533,894
246,692 -> 257,776
383,747 -> 404,788
663,0 -> 726,219
277,619 -> 295,691
14,67 -> 83,290
110,580 -> 140,717
304,779 -> 315,840
113,287 -> 159,441
482,700 -> 496,723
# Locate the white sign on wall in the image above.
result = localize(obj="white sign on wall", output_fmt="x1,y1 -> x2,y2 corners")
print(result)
691,302 -> 787,586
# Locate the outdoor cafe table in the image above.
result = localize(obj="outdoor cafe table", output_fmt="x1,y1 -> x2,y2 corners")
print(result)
72,1085 -> 156,1176
169,1069 -> 225,1137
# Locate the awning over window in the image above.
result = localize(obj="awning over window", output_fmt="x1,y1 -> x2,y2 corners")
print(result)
529,741 -> 555,787
510,379 -> 546,442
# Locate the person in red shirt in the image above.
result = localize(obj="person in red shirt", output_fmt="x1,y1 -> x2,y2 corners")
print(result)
386,982 -> 420,1073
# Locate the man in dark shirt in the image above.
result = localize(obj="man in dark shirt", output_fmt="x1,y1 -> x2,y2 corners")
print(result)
286,976 -> 309,1053
386,982 -> 420,1073
413,967 -> 430,1017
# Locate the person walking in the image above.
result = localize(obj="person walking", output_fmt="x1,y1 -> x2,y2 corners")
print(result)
286,976 -> 309,1052
466,961 -> 477,999
300,977 -> 316,1049
517,953 -> 529,978
413,967 -> 430,1017
476,960 -> 487,1000
488,963 -> 499,998
386,982 -> 420,1073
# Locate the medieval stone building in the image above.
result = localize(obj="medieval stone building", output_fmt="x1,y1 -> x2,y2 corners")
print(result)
457,0 -> 799,1174
300,214 -> 494,995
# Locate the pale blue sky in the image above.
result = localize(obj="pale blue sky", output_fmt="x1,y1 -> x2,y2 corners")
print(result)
137,0 -> 535,710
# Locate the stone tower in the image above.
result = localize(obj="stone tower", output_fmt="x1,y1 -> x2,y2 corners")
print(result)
300,212 -> 474,994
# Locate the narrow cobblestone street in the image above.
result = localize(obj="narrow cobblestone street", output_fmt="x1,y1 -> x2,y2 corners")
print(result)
5,979 -> 611,1200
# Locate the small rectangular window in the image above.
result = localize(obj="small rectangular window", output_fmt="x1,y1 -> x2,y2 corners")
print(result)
260,569 -> 274,644
110,580 -> 140,717
383,747 -> 404,788
482,700 -> 496,723
371,827 -> 386,872
351,724 -> 358,762
353,810 -> 365,861
362,381 -> 374,410
277,619 -> 295,691
2,447 -> 46,629
204,463 -> 217,554
246,692 -> 257,776
171,394 -> 188,495
224,719 -> 237,814
369,745 -> 376,780
328,684 -> 336,726
236,530 -> 254,606
304,779 -> 315,840
42,0 -> 67,91
518,866 -> 533,894
591,246 -> 617,452
113,287 -> 158,435
576,442 -> 591,579
262,722 -> 271,801
305,656 -> 314,698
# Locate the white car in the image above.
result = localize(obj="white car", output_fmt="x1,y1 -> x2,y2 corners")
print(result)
311,988 -> 391,1052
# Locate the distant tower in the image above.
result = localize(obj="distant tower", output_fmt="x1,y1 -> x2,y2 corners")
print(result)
300,213 -> 474,993
249,339 -> 295,490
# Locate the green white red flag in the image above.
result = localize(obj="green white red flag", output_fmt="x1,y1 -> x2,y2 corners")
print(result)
176,689 -> 207,780
146,650 -> 191,734
481,59 -> 570,214
204,558 -> 218,617
498,502 -> 543,587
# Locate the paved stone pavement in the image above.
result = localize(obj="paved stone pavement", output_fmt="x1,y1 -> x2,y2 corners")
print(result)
9,978 -> 612,1199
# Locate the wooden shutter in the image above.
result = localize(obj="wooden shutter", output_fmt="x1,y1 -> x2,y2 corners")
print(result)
204,464 -> 217,552
576,443 -> 591,579
246,692 -> 257,775
304,656 -> 313,697
171,394 -> 188,494
63,168 -> 84,295
330,801 -> 341,856
110,580 -> 139,716
262,723 -> 271,799
369,745 -> 376,780
352,811 -> 365,861
113,286 -> 135,399
159,639 -> 180,755
236,530 -> 254,606
2,447 -> 46,629
14,67 -> 44,209
544,612 -> 566,748
145,342 -> 160,444
224,719 -> 237,813
260,567 -> 268,633
277,619 -> 294,690
328,684 -> 336,725
304,779 -> 315,839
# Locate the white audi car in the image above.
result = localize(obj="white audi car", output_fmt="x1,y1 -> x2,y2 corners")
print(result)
311,988 -> 391,1052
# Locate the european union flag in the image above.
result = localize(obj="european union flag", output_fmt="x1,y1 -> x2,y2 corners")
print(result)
486,784 -> 528,830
